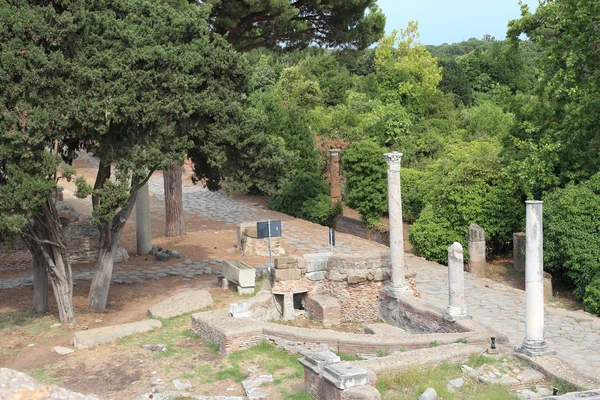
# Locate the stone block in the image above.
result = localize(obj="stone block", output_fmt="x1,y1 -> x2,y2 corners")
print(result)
306,271 -> 326,281
418,388 -> 438,400
222,260 -> 255,288
148,290 -> 213,319
73,319 -> 162,349
306,295 -> 341,327
304,253 -> 331,273
244,226 -> 258,238
237,286 -> 255,295
544,272 -> 552,302
273,268 -> 301,282
275,256 -> 297,269
300,351 -> 341,374
323,363 -> 369,390
341,386 -> 381,400
327,270 -> 346,281
348,275 -> 366,284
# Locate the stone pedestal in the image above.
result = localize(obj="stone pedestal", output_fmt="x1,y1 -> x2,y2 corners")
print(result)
329,149 -> 342,206
383,152 -> 409,298
135,181 -> 153,256
444,242 -> 470,322
518,201 -> 554,357
513,232 -> 526,272
467,224 -> 486,278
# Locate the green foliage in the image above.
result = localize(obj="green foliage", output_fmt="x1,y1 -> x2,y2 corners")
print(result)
543,174 -> 600,301
400,168 -> 426,223
583,274 -> 600,317
410,139 -> 523,263
206,0 -> 385,51
461,100 -> 514,140
438,58 -> 473,106
342,140 -> 388,227
270,173 -> 339,227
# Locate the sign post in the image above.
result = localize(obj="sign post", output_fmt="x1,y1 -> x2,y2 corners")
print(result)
329,228 -> 335,253
257,220 -> 282,271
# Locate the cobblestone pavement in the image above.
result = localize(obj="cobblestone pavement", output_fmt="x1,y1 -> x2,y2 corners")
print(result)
406,253 -> 600,381
3,171 -> 599,382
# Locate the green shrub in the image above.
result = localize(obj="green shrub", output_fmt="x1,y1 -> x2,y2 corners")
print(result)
583,274 -> 600,316
409,138 -> 523,263
544,173 -> 600,300
269,172 -> 339,227
400,168 -> 426,223
299,193 -> 342,227
409,205 -> 464,264
342,140 -> 388,227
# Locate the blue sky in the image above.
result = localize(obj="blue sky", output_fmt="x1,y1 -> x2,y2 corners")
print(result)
376,0 -> 539,45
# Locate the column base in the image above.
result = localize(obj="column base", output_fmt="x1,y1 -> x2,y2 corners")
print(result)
516,339 -> 556,357
385,284 -> 411,299
444,306 -> 471,322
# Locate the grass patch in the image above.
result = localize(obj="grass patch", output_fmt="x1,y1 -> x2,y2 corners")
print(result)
337,352 -> 362,361
467,353 -> 505,368
428,341 -> 439,348
552,378 -> 577,395
376,348 -> 390,357
205,342 -> 220,354
0,310 -> 40,330
455,337 -> 469,344
214,363 -> 246,382
377,361 -> 519,400
279,388 -> 313,399
228,341 -> 303,377
27,368 -> 62,384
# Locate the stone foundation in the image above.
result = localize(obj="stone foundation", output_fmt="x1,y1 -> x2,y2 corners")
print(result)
237,222 -> 285,257
306,295 -> 341,327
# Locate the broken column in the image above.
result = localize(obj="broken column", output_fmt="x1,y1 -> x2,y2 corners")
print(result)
519,200 -> 551,356
467,224 -> 486,278
135,181 -> 153,255
383,152 -> 410,298
329,149 -> 342,206
513,232 -> 526,272
444,242 -> 470,322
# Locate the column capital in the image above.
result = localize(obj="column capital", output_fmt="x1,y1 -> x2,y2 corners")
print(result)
328,149 -> 341,157
383,152 -> 403,172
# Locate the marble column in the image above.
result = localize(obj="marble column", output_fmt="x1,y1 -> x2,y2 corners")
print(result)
328,149 -> 341,207
519,200 -> 552,356
135,181 -> 153,255
444,242 -> 470,321
383,152 -> 410,298
467,224 -> 486,278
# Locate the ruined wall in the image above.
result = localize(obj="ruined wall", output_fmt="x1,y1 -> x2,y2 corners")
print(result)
332,215 -> 390,247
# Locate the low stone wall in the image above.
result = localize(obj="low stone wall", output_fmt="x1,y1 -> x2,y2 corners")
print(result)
312,280 -> 383,322
237,222 -> 285,257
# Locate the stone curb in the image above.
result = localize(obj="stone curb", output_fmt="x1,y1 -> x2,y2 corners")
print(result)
73,319 -> 162,349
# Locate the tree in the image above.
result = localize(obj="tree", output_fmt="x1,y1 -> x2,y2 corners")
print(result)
506,0 -> 600,195
70,0 -> 248,310
162,0 -> 386,237
0,0 -> 78,323
204,0 -> 386,51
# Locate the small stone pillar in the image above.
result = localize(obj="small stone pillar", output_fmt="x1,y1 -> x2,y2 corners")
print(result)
135,181 -> 153,255
513,232 -> 526,272
444,242 -> 470,322
544,272 -> 553,302
467,224 -> 486,278
329,149 -> 342,206
283,293 -> 294,321
383,152 -> 410,298
518,200 -> 553,356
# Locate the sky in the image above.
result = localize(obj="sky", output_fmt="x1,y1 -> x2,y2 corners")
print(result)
376,0 -> 539,45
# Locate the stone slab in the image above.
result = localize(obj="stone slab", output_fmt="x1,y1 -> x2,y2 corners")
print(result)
306,271 -> 326,281
222,260 -> 256,288
538,390 -> 600,399
73,319 -> 162,349
300,350 -> 341,374
0,368 -> 98,399
53,346 -> 75,355
323,362 -> 369,390
273,268 -> 301,281
148,290 -> 213,319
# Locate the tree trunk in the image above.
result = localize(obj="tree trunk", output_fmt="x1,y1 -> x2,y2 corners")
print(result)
88,230 -> 120,310
23,196 -> 75,323
164,162 -> 186,236
32,255 -> 48,315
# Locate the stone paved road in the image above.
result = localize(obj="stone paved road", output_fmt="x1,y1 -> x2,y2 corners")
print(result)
3,171 -> 599,382
406,253 -> 600,381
